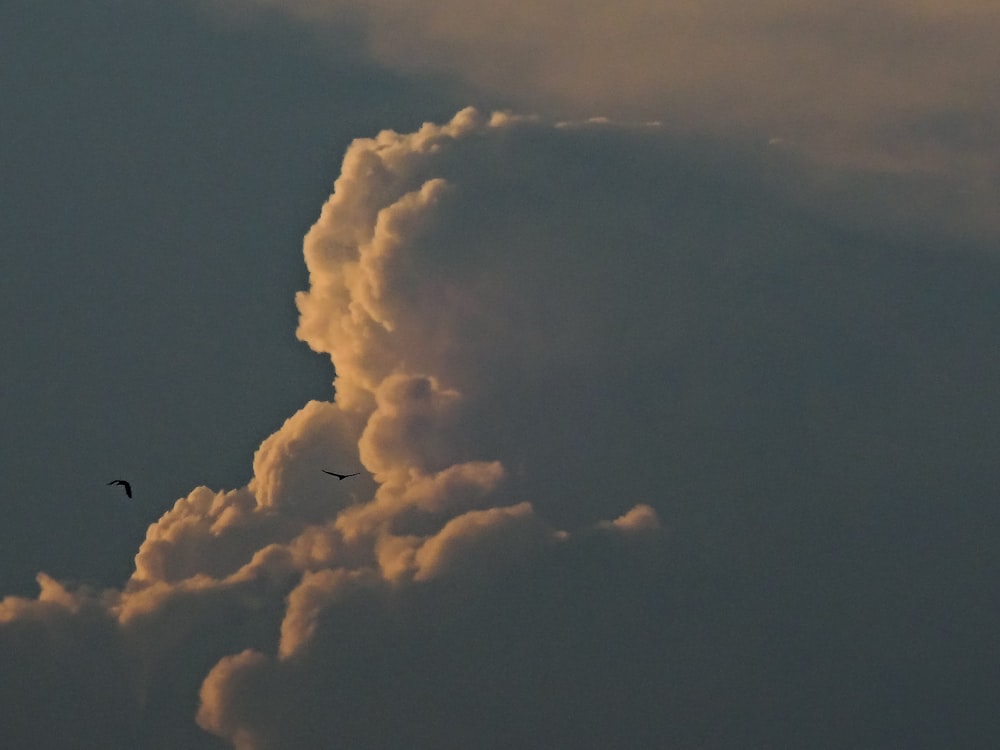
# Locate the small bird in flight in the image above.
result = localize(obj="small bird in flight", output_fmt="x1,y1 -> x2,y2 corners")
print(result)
107,479 -> 132,498
322,470 -> 360,480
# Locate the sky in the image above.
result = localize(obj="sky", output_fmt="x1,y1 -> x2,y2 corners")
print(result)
2,1 -> 1000,748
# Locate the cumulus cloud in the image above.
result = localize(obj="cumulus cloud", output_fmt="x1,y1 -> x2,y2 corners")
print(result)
4,109 -> 1000,748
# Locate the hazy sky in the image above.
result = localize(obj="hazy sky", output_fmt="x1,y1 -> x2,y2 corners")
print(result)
3,1 -> 1000,748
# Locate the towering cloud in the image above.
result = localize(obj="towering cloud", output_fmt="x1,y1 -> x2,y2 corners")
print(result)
3,109 -> 1000,748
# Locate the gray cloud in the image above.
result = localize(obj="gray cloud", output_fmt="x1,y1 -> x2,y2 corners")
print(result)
0,577 -> 138,749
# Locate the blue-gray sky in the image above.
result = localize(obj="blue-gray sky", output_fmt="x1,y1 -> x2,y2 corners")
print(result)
2,2 -> 1000,748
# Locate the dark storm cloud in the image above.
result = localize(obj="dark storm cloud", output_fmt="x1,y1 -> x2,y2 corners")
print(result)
3,110 -> 1000,748
209,109 -> 1000,747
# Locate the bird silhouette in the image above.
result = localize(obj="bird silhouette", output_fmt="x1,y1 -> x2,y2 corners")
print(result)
107,479 -> 132,498
322,470 -> 360,480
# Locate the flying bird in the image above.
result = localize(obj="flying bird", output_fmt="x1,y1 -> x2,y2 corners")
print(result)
322,470 -> 360,480
107,479 -> 132,498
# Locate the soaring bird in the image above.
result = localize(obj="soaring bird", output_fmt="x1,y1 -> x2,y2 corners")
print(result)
322,470 -> 360,480
107,479 -> 132,498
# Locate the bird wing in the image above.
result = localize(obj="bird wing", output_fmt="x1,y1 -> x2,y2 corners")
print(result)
107,479 -> 132,497
322,470 -> 361,479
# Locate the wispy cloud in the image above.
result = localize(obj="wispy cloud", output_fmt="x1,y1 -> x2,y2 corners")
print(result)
210,0 -> 1000,178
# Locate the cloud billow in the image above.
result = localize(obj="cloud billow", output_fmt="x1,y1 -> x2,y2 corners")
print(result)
3,109 -> 1000,748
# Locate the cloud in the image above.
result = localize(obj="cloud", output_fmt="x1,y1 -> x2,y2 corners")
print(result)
195,532 -> 669,750
209,0 -> 1000,182
186,108 -> 1000,747
4,108 -> 1000,747
0,576 -> 138,748
601,503 -> 661,535
411,501 -> 561,581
